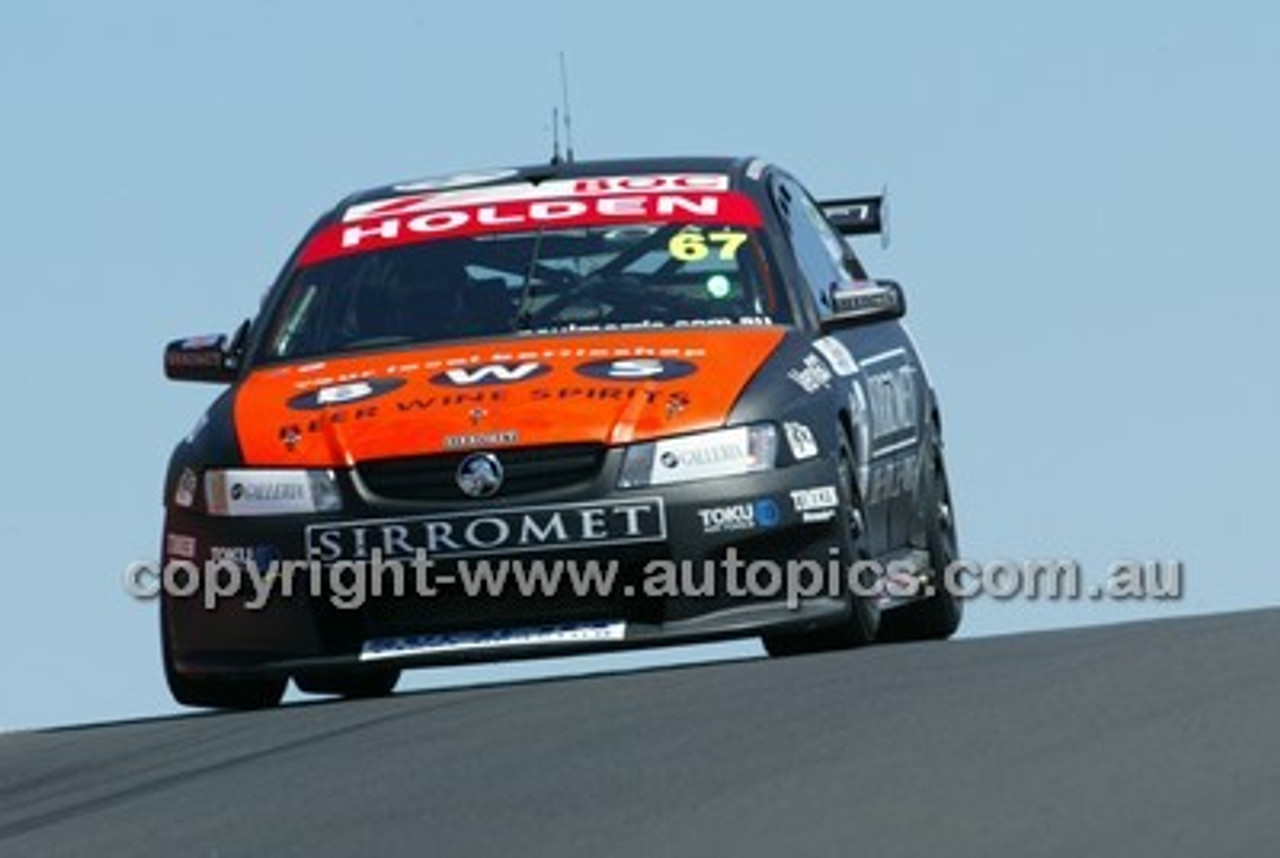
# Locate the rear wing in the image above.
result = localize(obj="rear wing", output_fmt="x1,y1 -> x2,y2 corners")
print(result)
819,194 -> 886,236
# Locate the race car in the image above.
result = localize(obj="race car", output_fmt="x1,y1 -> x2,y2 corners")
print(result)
158,156 -> 961,709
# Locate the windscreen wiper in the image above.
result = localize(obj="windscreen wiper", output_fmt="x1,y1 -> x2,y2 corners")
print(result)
512,229 -> 546,330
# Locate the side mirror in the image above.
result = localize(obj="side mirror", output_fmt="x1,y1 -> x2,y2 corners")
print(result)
821,279 -> 906,331
164,334 -> 238,383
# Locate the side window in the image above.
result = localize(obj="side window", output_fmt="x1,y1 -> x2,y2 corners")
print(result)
773,178 -> 855,319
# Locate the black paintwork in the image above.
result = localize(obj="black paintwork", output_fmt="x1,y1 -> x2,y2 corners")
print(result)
160,155 -> 953,691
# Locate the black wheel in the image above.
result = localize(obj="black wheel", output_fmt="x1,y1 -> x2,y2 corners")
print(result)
878,433 -> 962,642
764,435 -> 879,656
295,669 -> 400,700
161,605 -> 285,710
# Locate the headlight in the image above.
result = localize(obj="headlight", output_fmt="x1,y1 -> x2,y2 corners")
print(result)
204,469 -> 342,516
618,424 -> 778,488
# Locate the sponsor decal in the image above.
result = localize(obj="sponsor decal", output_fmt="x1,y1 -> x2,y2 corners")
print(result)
790,485 -> 840,513
651,430 -> 751,485
832,286 -> 898,315
574,357 -> 697,381
756,498 -> 782,527
300,177 -> 762,263
697,498 -> 781,534
393,392 -> 505,412
665,391 -> 691,419
290,344 -> 708,390
429,361 -> 552,387
392,168 -> 520,193
867,365 -> 918,441
207,471 -> 318,516
812,337 -> 859,376
848,380 -> 868,425
524,316 -> 775,335
788,354 -> 834,393
166,349 -> 223,369
277,386 -> 690,445
165,533 -> 197,559
455,452 -> 505,498
782,421 -> 819,460
208,544 -> 282,567
361,620 -> 627,661
528,386 -> 689,405
867,453 -> 921,504
442,430 -> 519,450
180,334 -> 223,350
307,498 -> 667,561
847,380 -> 871,499
232,328 -> 787,466
287,378 -> 406,411
174,468 -> 198,508
280,425 -> 303,451
346,174 -> 732,222
323,193 -> 758,258
667,228 -> 748,263
278,406 -> 382,444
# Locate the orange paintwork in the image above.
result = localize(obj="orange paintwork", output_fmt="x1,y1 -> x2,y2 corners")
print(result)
234,328 -> 787,466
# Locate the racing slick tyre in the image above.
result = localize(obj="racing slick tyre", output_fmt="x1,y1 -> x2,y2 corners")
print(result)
160,614 -> 286,710
763,436 -> 879,656
877,429 -> 962,642
294,669 -> 401,699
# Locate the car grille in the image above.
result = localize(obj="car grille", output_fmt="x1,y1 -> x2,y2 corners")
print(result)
356,443 -> 606,502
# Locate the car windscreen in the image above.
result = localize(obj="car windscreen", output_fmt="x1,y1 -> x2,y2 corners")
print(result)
256,221 -> 787,363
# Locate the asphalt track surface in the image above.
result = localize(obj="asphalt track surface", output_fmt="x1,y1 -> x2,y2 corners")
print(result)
3,609 -> 1279,857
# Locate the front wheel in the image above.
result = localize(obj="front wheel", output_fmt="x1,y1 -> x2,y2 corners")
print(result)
763,437 -> 879,656
878,437 -> 962,642
295,669 -> 400,700
161,608 -> 285,710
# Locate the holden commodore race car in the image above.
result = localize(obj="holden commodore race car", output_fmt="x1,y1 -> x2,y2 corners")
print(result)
159,156 -> 961,709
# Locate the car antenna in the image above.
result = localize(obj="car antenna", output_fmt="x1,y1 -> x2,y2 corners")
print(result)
550,106 -> 562,165
559,51 -> 575,163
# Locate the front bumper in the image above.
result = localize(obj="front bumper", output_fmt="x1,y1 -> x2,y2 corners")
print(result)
162,450 -> 852,679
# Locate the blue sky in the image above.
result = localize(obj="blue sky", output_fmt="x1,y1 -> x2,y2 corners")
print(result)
1,1 -> 1276,729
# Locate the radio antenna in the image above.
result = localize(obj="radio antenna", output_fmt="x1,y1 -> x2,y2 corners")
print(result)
559,51 -> 575,163
550,106 -> 562,164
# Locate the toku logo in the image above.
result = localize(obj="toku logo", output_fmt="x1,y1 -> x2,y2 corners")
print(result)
696,498 -> 780,534
456,452 -> 505,498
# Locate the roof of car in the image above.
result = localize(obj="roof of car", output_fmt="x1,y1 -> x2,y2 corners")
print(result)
340,155 -> 767,209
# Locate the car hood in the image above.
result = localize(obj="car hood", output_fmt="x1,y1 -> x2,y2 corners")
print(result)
233,328 -> 787,466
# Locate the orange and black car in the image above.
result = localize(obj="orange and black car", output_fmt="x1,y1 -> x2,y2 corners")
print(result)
158,156 -> 961,709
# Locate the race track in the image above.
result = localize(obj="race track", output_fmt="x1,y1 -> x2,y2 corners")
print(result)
3,609 -> 1279,856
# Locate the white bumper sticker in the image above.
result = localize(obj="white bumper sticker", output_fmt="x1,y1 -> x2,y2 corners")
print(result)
360,620 -> 627,661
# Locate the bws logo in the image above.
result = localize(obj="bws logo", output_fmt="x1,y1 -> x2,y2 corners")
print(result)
429,362 -> 552,387
287,378 -> 407,411
574,358 -> 697,381
430,358 -> 699,387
